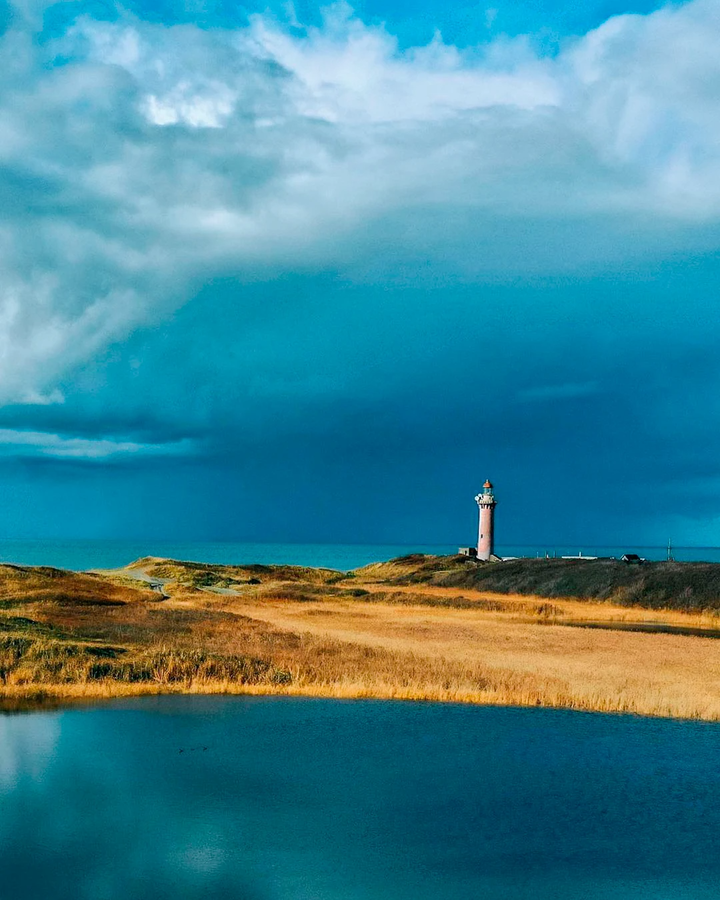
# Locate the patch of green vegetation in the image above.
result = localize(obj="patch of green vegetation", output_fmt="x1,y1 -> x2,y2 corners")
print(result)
256,584 -> 372,602
0,617 -> 59,639
135,558 -> 343,586
370,555 -> 720,612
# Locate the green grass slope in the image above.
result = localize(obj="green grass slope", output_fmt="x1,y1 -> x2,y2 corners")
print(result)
358,554 -> 720,612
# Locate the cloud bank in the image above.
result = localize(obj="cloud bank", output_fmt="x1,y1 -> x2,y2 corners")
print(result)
0,0 -> 718,407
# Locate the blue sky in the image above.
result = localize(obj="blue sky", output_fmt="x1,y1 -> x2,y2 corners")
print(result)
0,0 -> 719,545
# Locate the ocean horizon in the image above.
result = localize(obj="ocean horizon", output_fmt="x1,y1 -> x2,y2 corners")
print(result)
0,540 -> 718,571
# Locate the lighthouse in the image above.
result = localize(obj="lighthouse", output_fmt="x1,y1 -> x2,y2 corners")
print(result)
475,480 -> 497,561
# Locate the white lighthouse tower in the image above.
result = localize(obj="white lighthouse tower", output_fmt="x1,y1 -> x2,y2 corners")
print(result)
475,480 -> 497,561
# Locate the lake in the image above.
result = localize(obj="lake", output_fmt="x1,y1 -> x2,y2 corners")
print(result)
1,698 -> 719,900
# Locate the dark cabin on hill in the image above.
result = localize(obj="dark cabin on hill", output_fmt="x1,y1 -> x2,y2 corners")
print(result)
621,553 -> 644,564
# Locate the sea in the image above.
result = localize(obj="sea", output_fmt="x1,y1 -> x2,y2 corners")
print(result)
0,540 -> 716,571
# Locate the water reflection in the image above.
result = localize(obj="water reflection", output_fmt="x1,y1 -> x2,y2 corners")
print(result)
0,713 -> 60,789
1,698 -> 719,900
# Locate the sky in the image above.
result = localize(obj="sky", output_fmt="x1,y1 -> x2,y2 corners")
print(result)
0,0 -> 720,546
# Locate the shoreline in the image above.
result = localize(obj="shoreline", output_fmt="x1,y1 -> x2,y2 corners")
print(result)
4,681 -> 719,722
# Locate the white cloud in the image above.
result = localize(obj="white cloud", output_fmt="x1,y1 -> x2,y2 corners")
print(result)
20,389 -> 65,406
243,4 -> 560,122
0,429 -> 196,459
1,0 -> 719,429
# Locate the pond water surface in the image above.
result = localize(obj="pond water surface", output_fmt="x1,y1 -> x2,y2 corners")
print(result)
1,698 -> 719,900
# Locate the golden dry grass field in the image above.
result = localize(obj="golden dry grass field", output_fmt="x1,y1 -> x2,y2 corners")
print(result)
2,555 -> 720,720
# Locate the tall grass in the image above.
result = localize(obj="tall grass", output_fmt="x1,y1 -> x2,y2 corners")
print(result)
3,557 -> 720,720
0,633 -> 291,689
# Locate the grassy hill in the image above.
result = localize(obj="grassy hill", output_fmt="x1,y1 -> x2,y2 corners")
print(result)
357,554 -> 720,612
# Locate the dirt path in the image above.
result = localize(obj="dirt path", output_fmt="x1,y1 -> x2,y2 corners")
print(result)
94,566 -> 171,599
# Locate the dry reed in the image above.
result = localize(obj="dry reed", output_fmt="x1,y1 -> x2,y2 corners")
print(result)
2,560 -> 720,721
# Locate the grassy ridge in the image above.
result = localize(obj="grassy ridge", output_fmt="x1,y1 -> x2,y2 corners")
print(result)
129,557 -> 344,587
0,564 -> 157,607
360,555 -> 720,611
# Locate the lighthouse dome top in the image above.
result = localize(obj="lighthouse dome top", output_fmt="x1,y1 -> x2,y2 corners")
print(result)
483,479 -> 493,489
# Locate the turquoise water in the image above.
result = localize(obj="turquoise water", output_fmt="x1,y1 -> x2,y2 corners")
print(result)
1,698 -> 719,899
0,540 -> 717,571
0,541 -> 454,571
